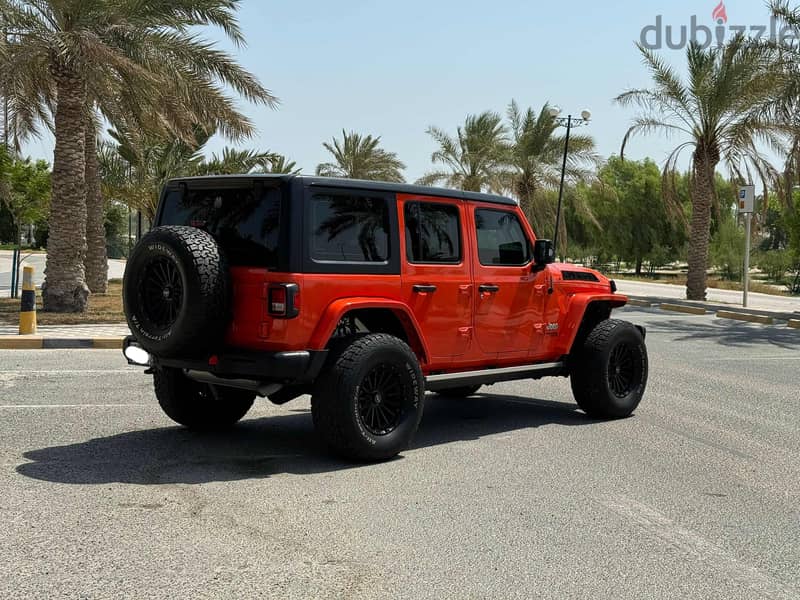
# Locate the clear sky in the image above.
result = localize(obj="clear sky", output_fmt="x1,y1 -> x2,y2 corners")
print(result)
22,0 -> 781,182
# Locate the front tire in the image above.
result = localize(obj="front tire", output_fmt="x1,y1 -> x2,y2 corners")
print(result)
311,334 -> 424,462
154,367 -> 255,430
570,319 -> 648,419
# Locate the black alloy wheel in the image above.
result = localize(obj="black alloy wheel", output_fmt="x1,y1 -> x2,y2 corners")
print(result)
141,257 -> 184,332
357,363 -> 406,435
608,342 -> 637,398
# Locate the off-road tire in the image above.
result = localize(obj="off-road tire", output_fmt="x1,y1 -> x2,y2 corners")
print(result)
570,319 -> 648,419
154,367 -> 255,430
435,385 -> 482,398
124,226 -> 229,358
311,334 -> 424,462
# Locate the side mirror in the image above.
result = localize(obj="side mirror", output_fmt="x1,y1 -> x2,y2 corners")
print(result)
533,239 -> 555,270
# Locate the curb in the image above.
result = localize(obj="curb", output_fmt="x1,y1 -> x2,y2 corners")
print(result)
659,303 -> 707,315
627,295 -> 799,323
716,311 -> 774,325
0,336 -> 125,350
626,299 -> 653,308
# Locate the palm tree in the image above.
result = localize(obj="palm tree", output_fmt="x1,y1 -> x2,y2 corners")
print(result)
0,0 -> 276,311
263,153 -> 301,175
417,111 -> 508,193
316,130 -> 405,182
616,37 -> 788,300
506,101 -> 598,247
100,128 -> 288,220
195,147 -> 274,176
771,1 -> 800,217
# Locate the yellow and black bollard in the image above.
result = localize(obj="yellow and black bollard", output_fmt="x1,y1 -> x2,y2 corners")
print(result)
19,266 -> 37,335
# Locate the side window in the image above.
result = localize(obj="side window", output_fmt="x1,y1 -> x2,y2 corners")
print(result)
404,202 -> 461,264
474,209 -> 532,266
310,194 -> 390,263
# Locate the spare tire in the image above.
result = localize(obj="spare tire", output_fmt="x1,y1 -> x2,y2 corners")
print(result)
123,226 -> 229,357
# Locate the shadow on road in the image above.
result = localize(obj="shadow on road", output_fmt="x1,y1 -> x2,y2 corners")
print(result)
642,316 -> 800,350
16,394 -> 588,485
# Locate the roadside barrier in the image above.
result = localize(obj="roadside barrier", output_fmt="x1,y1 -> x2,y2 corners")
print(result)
19,266 -> 37,335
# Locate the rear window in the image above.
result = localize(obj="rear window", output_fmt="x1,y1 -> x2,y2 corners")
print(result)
310,194 -> 390,263
159,185 -> 282,268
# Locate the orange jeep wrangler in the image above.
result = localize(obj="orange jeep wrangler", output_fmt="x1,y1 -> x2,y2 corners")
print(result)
123,175 -> 648,461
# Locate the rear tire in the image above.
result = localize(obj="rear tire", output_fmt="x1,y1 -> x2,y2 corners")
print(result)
311,334 -> 424,462
570,319 -> 648,419
435,385 -> 482,398
153,367 -> 255,430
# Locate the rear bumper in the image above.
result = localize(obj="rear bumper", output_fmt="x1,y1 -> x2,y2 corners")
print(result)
123,336 -> 328,384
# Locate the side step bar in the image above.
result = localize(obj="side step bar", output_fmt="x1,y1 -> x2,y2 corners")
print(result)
425,361 -> 566,392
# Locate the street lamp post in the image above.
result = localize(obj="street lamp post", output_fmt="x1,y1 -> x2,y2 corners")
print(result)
549,107 -> 591,258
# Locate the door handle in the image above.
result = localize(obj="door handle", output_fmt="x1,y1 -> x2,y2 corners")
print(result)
413,284 -> 438,294
479,284 -> 500,294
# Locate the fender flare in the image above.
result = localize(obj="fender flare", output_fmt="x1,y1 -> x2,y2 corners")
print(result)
309,297 -> 430,363
563,294 -> 628,354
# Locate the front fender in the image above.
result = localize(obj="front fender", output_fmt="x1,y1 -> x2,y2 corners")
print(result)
561,293 -> 628,355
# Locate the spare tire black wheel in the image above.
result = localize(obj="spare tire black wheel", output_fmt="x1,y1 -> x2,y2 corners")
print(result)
124,226 -> 229,357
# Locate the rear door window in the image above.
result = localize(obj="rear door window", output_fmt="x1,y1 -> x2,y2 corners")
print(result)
159,184 -> 282,269
404,202 -> 461,263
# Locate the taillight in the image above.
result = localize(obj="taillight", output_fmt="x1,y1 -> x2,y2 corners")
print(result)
267,283 -> 300,318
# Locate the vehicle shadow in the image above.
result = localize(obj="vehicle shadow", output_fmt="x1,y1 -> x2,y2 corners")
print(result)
16,394 -> 589,485
640,316 -> 800,350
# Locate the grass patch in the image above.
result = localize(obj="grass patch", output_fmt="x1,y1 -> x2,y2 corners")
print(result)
0,280 -> 125,325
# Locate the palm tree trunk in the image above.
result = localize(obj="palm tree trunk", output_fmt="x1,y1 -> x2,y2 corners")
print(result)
686,153 -> 716,301
85,121 -> 108,294
42,71 -> 89,312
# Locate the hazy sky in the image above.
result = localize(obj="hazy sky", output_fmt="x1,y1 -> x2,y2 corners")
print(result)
22,0 -> 781,182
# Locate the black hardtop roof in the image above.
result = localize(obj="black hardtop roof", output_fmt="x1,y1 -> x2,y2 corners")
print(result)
166,174 -> 517,207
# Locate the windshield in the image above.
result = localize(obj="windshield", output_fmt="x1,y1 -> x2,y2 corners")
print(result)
158,184 -> 283,269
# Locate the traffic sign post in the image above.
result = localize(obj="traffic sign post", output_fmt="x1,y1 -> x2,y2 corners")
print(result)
738,186 -> 755,308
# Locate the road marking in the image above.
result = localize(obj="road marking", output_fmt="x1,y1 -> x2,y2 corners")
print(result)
0,404 -> 150,409
695,356 -> 800,361
1,369 -> 135,375
598,495 -> 796,600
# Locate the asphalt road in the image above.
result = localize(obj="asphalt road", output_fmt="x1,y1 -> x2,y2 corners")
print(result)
1,308 -> 798,599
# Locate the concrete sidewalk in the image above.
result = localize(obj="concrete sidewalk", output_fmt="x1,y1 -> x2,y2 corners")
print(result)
615,279 -> 798,317
0,323 -> 129,349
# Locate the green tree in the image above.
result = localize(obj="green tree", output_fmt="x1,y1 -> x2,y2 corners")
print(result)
616,36 -> 788,300
417,112 -> 508,192
263,154 -> 301,174
579,157 -> 683,275
710,213 -> 746,281
195,147 -> 274,176
316,130 -> 405,182
0,0 -> 276,311
771,2 -> 800,222
0,147 -> 50,247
